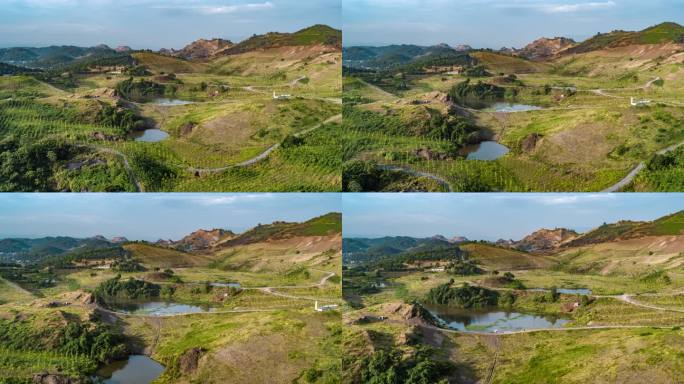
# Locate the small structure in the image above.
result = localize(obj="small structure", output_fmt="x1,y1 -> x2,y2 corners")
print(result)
273,91 -> 292,100
429,267 -> 445,273
630,97 -> 651,107
314,301 -> 338,312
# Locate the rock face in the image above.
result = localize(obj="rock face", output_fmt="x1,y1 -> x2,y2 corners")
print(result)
513,228 -> 579,253
32,373 -> 75,384
521,133 -> 541,153
449,236 -> 468,244
164,229 -> 236,251
174,38 -> 233,60
115,46 -> 132,52
110,236 -> 128,243
178,347 -> 205,373
517,37 -> 576,60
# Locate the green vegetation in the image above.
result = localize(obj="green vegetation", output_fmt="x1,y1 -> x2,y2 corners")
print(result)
0,315 -> 127,381
425,282 -> 499,308
94,275 -> 160,302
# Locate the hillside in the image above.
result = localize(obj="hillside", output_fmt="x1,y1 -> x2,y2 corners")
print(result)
0,45 -> 117,69
0,236 -> 115,264
123,243 -> 214,268
131,51 -> 206,73
460,242 -> 555,270
220,212 -> 342,248
565,22 -> 684,54
566,211 -> 684,248
0,62 -> 40,75
342,236 -> 460,265
220,24 -> 341,56
343,44 -> 474,71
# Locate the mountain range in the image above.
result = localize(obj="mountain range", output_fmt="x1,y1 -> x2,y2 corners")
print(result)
343,22 -> 684,70
0,24 -> 341,70
0,212 -> 342,265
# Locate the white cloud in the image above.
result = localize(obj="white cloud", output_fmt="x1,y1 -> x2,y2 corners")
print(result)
490,193 -> 616,206
543,1 -> 616,13
151,1 -> 274,14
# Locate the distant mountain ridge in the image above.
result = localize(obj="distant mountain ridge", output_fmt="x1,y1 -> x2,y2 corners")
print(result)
343,44 -> 475,70
0,236 -> 117,264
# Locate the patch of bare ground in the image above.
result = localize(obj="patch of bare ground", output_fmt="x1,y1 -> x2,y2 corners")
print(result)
192,110 -> 262,147
540,122 -> 616,164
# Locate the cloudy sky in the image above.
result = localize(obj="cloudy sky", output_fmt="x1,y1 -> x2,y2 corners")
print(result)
343,193 -> 684,240
0,193 -> 340,241
0,0 -> 340,49
344,0 -> 684,47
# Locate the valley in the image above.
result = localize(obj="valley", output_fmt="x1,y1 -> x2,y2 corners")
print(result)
0,25 -> 341,192
342,22 -> 684,192
342,210 -> 684,383
0,212 -> 342,384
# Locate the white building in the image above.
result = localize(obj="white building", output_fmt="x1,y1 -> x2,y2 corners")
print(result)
273,91 -> 292,100
314,301 -> 338,312
630,97 -> 651,107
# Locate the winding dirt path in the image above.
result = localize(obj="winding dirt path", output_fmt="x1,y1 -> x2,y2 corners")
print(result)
601,140 -> 684,192
484,336 -> 500,384
186,114 -> 341,175
612,294 -> 684,313
92,147 -> 144,192
376,164 -> 453,192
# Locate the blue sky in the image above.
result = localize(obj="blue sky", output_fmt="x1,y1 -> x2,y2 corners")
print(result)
0,0 -> 340,49
0,193 -> 340,241
343,0 -> 684,47
343,193 -> 684,240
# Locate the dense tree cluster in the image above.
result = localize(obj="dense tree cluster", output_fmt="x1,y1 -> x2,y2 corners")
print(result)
356,348 -> 453,384
448,79 -> 505,101
94,275 -> 160,302
0,317 -> 128,366
115,77 -> 165,101
425,282 -> 499,308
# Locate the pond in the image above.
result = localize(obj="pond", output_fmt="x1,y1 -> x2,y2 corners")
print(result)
528,288 -> 592,295
424,304 -> 570,333
487,102 -> 543,113
460,141 -> 510,160
150,98 -> 194,106
97,355 -> 164,384
109,301 -> 216,316
131,129 -> 169,142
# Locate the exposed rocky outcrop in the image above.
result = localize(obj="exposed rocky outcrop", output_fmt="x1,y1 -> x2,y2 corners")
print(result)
158,229 -> 236,251
33,373 -> 76,384
521,133 -> 541,153
171,38 -> 233,60
178,347 -> 205,373
512,228 -> 579,253
449,236 -> 468,244
517,37 -> 576,60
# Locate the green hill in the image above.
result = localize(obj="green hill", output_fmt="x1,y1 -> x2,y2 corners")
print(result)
460,243 -> 555,270
221,24 -> 341,55
220,212 -> 341,247
564,211 -> 684,248
566,22 -> 684,54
